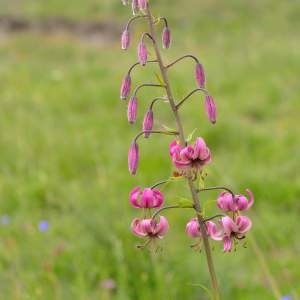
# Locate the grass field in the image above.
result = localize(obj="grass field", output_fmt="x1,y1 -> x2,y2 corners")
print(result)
0,0 -> 299,299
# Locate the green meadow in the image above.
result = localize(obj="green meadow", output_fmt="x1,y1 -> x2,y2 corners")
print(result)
0,0 -> 299,299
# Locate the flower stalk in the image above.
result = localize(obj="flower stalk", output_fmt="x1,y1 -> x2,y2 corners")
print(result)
120,2 -> 253,299
145,6 -> 221,298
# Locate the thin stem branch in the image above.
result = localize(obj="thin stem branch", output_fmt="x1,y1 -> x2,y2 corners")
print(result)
141,32 -> 155,43
128,60 -> 158,75
176,88 -> 208,109
149,96 -> 168,109
134,130 -> 178,143
151,205 -> 180,219
146,5 -> 220,299
198,186 -> 235,197
165,54 -> 199,69
157,17 -> 168,27
133,83 -> 166,97
204,214 -> 225,222
150,179 -> 170,189
125,15 -> 148,30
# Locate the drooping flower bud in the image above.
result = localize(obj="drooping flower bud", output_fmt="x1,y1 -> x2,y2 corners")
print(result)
137,41 -> 148,66
120,73 -> 131,100
127,96 -> 138,123
204,95 -> 216,124
132,0 -> 139,15
142,109 -> 153,138
195,62 -> 206,88
128,141 -> 139,175
138,0 -> 147,10
121,0 -> 129,5
121,29 -> 130,50
162,27 -> 171,49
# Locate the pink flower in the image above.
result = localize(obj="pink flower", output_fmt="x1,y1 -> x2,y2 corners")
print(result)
195,62 -> 206,88
138,0 -> 147,10
120,73 -> 131,100
169,140 -> 182,156
217,189 -> 254,212
142,109 -> 153,138
127,96 -> 138,123
169,138 -> 211,171
121,29 -> 130,50
210,216 -> 252,252
131,216 -> 169,238
128,142 -> 139,175
130,186 -> 164,208
186,218 -> 216,238
137,41 -> 148,66
162,27 -> 171,49
205,95 -> 216,124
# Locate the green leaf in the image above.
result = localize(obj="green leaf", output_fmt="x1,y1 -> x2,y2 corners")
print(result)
177,198 -> 193,208
186,128 -> 197,143
162,124 -> 177,132
154,72 -> 165,86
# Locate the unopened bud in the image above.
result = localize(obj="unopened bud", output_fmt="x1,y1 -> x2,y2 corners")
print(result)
143,109 -> 153,138
138,0 -> 147,10
127,96 -> 138,123
120,74 -> 131,100
132,0 -> 139,15
128,142 -> 139,175
137,41 -> 148,66
162,27 -> 171,49
205,95 -> 216,124
195,62 -> 206,88
121,0 -> 129,5
121,29 -> 130,50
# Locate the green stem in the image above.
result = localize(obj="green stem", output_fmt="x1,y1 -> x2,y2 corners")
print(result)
146,5 -> 220,300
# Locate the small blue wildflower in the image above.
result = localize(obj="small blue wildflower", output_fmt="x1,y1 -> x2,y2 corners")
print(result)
1,215 -> 10,225
281,296 -> 292,300
38,220 -> 49,232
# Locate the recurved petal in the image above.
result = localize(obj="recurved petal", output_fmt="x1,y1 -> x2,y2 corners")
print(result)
131,218 -> 147,237
194,137 -> 210,160
220,216 -> 236,236
245,189 -> 254,209
152,189 -> 164,208
236,215 -> 252,233
186,218 -> 201,237
223,236 -> 233,252
141,188 -> 154,207
156,216 -> 169,237
129,186 -> 142,208
207,221 -> 223,241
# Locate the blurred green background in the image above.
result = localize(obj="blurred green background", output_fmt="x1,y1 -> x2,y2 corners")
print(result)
0,0 -> 299,299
